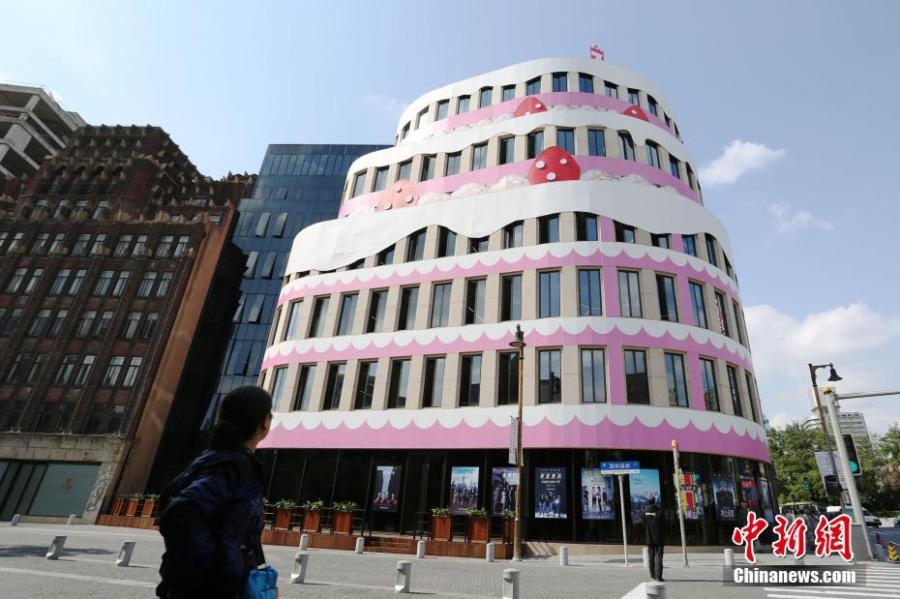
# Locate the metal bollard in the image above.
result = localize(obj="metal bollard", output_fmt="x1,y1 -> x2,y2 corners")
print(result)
10,514 -> 21,526
116,541 -> 136,567
873,543 -> 886,562
290,551 -> 309,584
485,542 -> 495,562
559,545 -> 569,566
299,533 -> 310,550
723,548 -> 735,567
642,546 -> 650,569
46,535 -> 67,560
355,537 -> 365,554
66,514 -> 76,526
645,581 -> 666,599
502,568 -> 520,599
395,560 -> 411,594
416,540 -> 426,559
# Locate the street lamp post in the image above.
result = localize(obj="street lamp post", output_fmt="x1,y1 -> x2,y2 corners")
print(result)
808,363 -> 844,507
509,325 -> 526,562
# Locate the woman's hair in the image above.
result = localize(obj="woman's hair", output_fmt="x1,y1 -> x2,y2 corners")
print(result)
209,385 -> 272,450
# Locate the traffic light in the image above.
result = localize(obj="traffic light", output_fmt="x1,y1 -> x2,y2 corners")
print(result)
843,434 -> 862,476
823,474 -> 842,496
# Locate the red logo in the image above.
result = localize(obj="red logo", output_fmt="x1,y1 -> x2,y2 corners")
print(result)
731,511 -> 768,563
814,514 -> 853,562
772,514 -> 807,559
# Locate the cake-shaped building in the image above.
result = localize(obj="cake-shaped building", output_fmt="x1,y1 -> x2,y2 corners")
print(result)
259,58 -> 773,544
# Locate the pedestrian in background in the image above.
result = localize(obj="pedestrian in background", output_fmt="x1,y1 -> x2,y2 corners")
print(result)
643,496 -> 666,582
156,386 -> 273,599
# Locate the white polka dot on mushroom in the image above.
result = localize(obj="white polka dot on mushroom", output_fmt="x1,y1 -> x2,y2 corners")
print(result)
560,158 -> 568,165
536,160 -> 545,168
547,172 -> 557,181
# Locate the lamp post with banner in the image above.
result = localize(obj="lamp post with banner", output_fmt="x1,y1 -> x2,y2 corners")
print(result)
509,325 -> 526,562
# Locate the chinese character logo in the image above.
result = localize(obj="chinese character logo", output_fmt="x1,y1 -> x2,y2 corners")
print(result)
814,514 -> 853,562
772,514 -> 807,559
731,511 -> 768,563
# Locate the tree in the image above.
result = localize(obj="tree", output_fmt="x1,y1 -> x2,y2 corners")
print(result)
878,425 -> 900,468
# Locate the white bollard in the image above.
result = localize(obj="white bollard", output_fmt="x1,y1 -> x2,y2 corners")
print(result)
10,514 -> 21,526
485,542 -> 495,562
502,568 -> 520,599
642,546 -> 650,569
299,533 -> 310,550
395,560 -> 411,593
290,551 -> 309,584
355,537 -> 365,554
559,545 -> 569,566
873,543 -> 886,562
46,535 -> 67,560
66,514 -> 76,526
416,540 -> 426,559
723,548 -> 735,567
116,541 -> 136,567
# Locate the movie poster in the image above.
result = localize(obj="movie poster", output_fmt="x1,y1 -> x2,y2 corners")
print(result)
449,466 -> 479,515
629,468 -> 661,524
759,477 -> 775,522
371,465 -> 401,512
679,472 -> 704,520
491,467 -> 518,515
712,474 -> 736,521
581,468 -> 615,520
534,467 -> 567,519
740,476 -> 760,514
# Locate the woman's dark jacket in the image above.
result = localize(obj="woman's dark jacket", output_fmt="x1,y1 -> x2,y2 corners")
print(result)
156,447 -> 265,598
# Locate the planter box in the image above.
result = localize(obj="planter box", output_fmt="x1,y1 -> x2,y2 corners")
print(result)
333,511 -> 353,535
431,515 -> 452,541
125,499 -> 141,517
274,508 -> 293,530
303,510 -> 322,533
141,499 -> 156,518
468,516 -> 491,543
112,497 -> 125,517
503,518 -> 515,543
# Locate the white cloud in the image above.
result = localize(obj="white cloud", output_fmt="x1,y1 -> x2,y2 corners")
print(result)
699,140 -> 786,186
768,202 -> 834,235
362,93 -> 407,120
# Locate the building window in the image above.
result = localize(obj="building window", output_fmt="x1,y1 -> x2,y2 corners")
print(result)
705,234 -> 719,267
415,107 -> 428,129
377,245 -> 395,266
501,85 -> 515,102
526,77 -> 541,95
538,214 -> 559,244
627,88 -> 640,106
478,87 -> 492,108
387,359 -> 411,408
422,356 -> 445,408
72,234 -> 90,256
435,99 -> 449,120
669,156 -> 681,179
625,349 -> 650,404
682,234 -> 697,257
111,271 -> 130,297
464,278 -> 486,325
336,293 -> 358,336
700,358 -> 720,411
350,172 -> 367,198
6,353 -> 29,383
551,72 -> 567,92
445,152 -> 461,176
689,282 -> 708,328
497,351 -> 519,406
647,95 -> 659,116
587,129 -> 606,157
74,355 -> 95,387
30,232 -> 49,255
651,234 -> 670,249
56,355 -> 78,385
578,73 -> 594,93
527,130 -> 544,159
727,365 -> 743,417
293,365 -> 316,410
142,313 -> 159,340
95,311 -> 114,337
576,213 -> 598,241
456,95 -> 470,114
656,275 -> 679,322
458,354 -> 482,407
244,252 -> 259,278
430,282 -> 452,327
103,356 -> 125,387
26,354 -> 46,385
48,309 -> 67,338
48,233 -> 65,254
614,221 -> 636,243
578,269 -> 602,316
538,349 -> 562,404
130,235 -> 147,257
437,227 -> 456,258
122,357 -> 142,388
75,311 -> 96,338
714,291 -> 731,336
604,81 -> 619,98
94,270 -> 114,296
538,270 -> 560,318
174,235 -> 191,256
500,274 -> 522,321
258,252 -> 276,279
397,286 -> 418,331
619,132 -> 636,161
156,235 -> 173,258
406,228 -> 427,262
556,128 -> 575,154
733,300 -> 747,346
122,312 -> 142,339
308,296 -> 330,338
323,363 -> 346,410
498,137 -> 515,166
745,372 -> 758,423
471,143 -> 488,170
255,213 -> 271,237
469,236 -> 489,253
1,308 -> 22,337
581,348 -> 607,403
354,361 -> 378,409
284,300 -> 302,340
137,272 -> 156,297
647,142 -> 661,169
373,167 -> 389,192
420,155 -> 436,181
156,272 -> 173,297
397,160 -> 412,181
663,353 -> 688,407
49,269 -> 70,295
618,270 -> 642,318
503,221 -> 523,249
366,289 -> 388,333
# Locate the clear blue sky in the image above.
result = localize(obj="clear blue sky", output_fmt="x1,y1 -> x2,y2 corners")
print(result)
5,0 -> 899,433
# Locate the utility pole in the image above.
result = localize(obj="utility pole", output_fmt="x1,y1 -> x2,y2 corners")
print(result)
509,325 -> 526,562
808,363 -> 844,507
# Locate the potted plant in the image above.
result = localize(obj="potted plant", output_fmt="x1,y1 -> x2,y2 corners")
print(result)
467,507 -> 491,543
302,500 -> 325,533
332,501 -> 357,535
141,494 -> 160,518
431,507 -> 453,541
111,495 -> 126,517
273,499 -> 298,530
125,493 -> 143,517
501,509 -> 516,543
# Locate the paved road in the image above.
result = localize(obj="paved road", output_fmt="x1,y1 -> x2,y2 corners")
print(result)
1,524 -> 897,598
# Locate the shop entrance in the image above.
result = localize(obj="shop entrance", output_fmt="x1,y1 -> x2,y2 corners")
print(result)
399,452 -> 444,535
